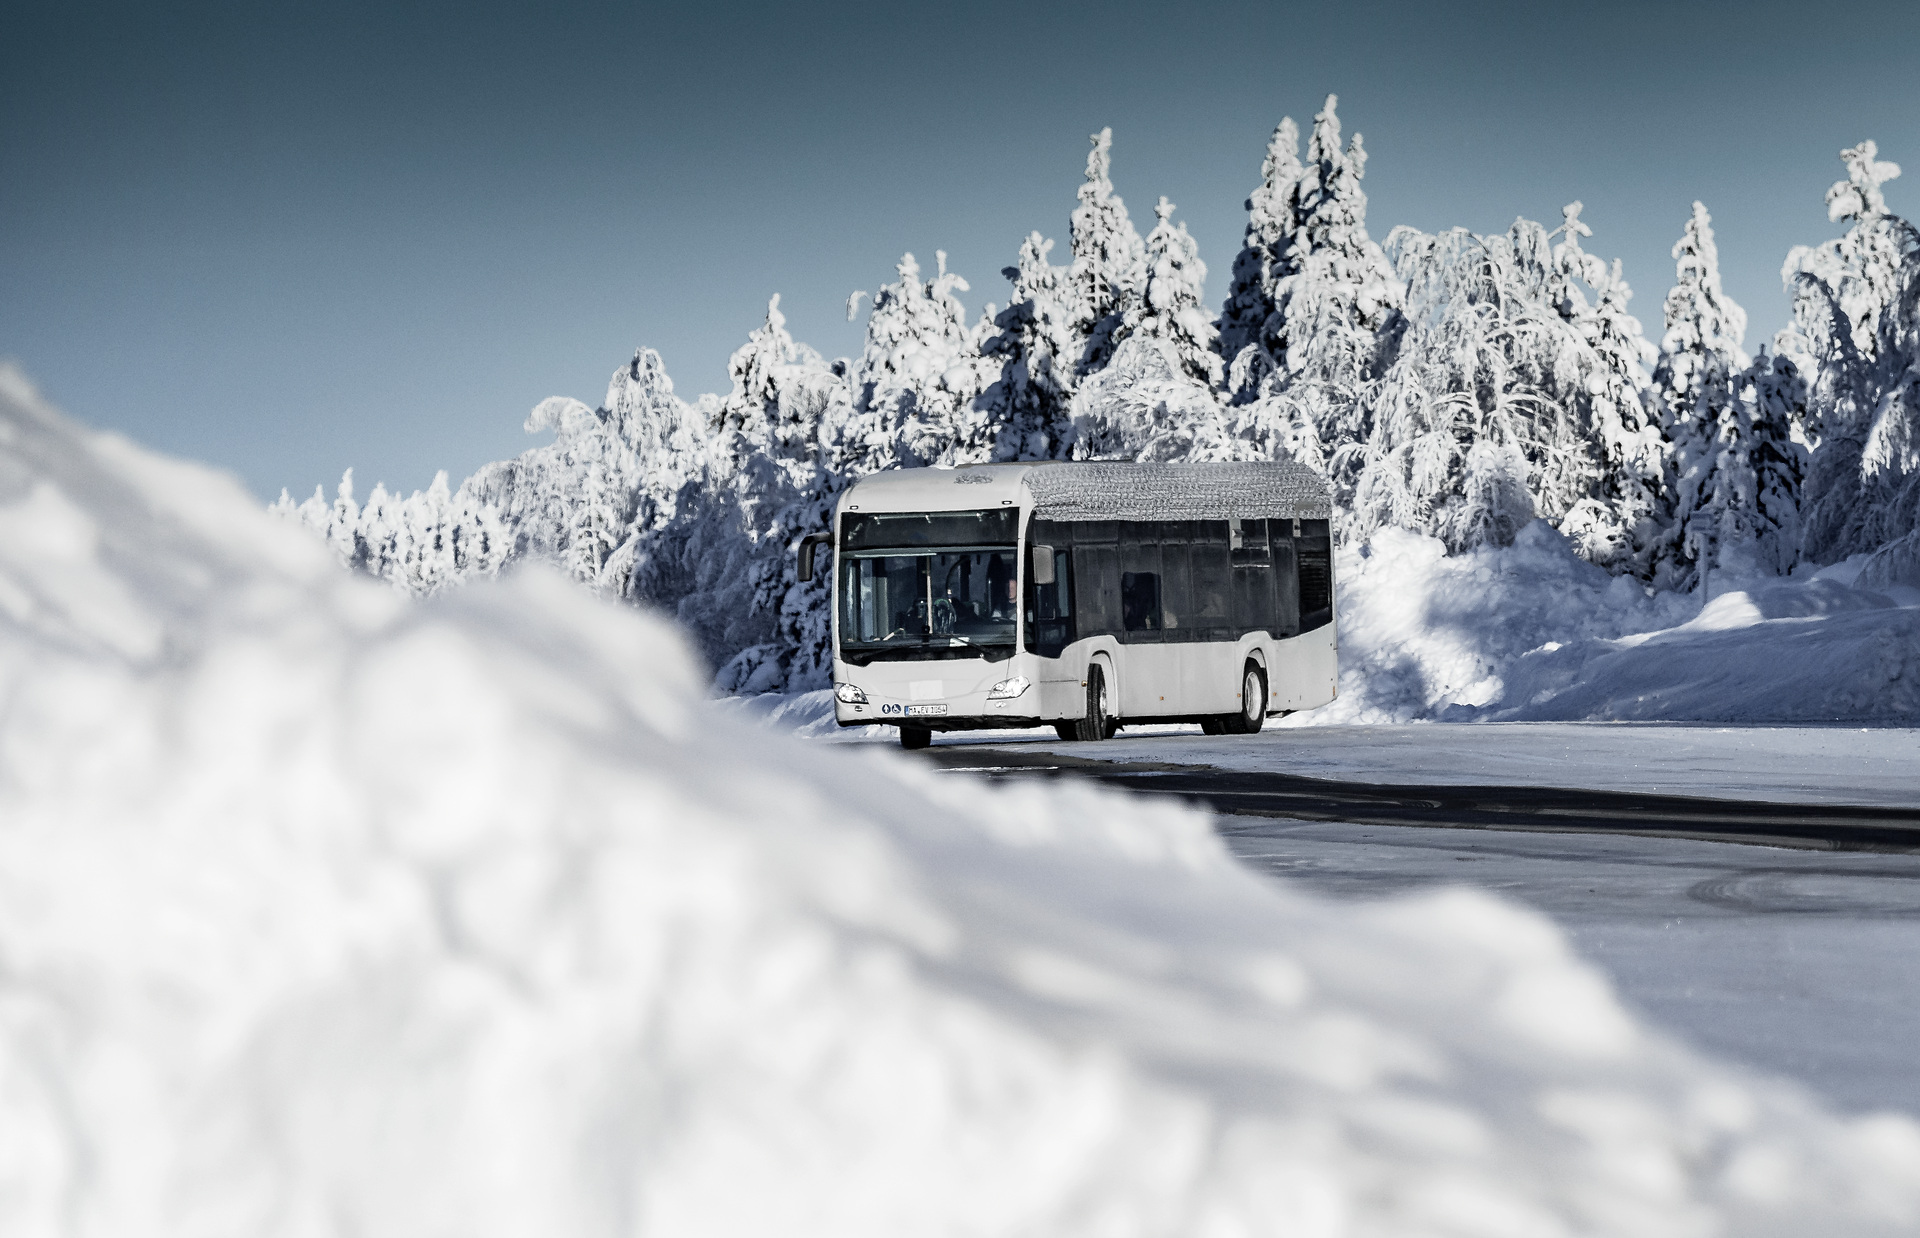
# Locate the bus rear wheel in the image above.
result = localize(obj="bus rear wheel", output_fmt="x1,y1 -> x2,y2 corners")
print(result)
1220,663 -> 1267,735
899,724 -> 932,750
1070,665 -> 1112,742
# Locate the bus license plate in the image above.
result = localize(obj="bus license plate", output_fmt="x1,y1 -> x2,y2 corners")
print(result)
905,704 -> 948,717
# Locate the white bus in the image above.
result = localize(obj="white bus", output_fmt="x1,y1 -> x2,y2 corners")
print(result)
797,461 -> 1337,749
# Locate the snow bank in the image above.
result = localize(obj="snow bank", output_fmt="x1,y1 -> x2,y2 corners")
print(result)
7,362 -> 1920,1236
1306,522 -> 1920,725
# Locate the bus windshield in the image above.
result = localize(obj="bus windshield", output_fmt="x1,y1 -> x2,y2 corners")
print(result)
840,549 -> 1018,654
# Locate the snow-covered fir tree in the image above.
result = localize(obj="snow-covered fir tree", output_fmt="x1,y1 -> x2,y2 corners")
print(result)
1217,117 -> 1302,377
1545,202 -> 1666,572
1127,198 -> 1223,387
850,251 -> 996,467
1216,96 -> 1404,498
272,468 -> 510,596
1784,139 -> 1920,565
701,295 -> 861,690
1651,201 -> 1805,589
1067,128 -> 1147,378
1348,205 -> 1660,565
978,232 -> 1081,460
464,347 -> 714,603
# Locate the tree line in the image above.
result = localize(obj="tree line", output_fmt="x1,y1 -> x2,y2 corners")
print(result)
275,98 -> 1920,691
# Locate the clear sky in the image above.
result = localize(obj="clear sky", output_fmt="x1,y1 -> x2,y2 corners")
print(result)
6,0 -> 1918,501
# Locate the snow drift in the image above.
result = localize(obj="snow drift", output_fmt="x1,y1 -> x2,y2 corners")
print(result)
1309,522 -> 1920,725
8,361 -> 1920,1236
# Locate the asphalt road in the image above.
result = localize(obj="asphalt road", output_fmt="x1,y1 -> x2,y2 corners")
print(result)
919,745 -> 1920,850
918,743 -> 1920,1117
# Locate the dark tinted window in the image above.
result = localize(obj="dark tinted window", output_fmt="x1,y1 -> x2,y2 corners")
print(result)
1190,529 -> 1233,640
1121,571 -> 1161,632
1229,517 -> 1269,567
1024,542 -> 1075,656
1298,518 -> 1333,632
842,508 -> 1018,550
1074,544 -> 1121,638
1270,520 -> 1301,637
1158,536 -> 1194,641
1118,524 -> 1164,640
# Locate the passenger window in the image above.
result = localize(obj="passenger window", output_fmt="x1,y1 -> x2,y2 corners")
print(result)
1229,518 -> 1269,567
1120,571 -> 1161,632
1158,535 -> 1193,637
1190,532 -> 1232,639
1118,523 -> 1163,641
1025,544 -> 1075,656
1297,518 -> 1333,632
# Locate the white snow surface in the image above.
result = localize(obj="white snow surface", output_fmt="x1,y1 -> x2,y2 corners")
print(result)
9,361 -> 1920,1236
1320,523 -> 1920,725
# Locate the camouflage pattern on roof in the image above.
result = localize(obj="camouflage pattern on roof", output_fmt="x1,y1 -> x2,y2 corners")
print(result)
1019,461 -> 1332,521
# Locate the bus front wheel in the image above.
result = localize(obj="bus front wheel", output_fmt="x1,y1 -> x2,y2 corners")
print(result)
1071,665 -> 1113,742
899,725 -> 932,750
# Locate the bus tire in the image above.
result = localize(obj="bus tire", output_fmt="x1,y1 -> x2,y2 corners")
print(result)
899,724 -> 932,750
1222,663 -> 1266,735
1073,665 -> 1112,742
1052,722 -> 1078,741
1200,719 -> 1225,735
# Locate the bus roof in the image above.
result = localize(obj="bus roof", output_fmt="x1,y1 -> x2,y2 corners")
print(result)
840,460 -> 1332,521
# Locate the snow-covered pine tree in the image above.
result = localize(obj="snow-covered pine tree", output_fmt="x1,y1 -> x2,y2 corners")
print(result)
850,251 -> 995,467
1071,197 -> 1233,462
978,232 -> 1082,461
464,347 -> 712,602
1544,203 -> 1664,572
272,467 -> 509,596
1067,128 -> 1147,379
1785,139 -> 1920,564
1217,116 -> 1302,382
1127,198 -> 1223,387
1215,97 -> 1404,494
1650,201 -> 1807,590
699,295 -> 860,691
1349,223 -> 1550,551
1348,205 -> 1659,565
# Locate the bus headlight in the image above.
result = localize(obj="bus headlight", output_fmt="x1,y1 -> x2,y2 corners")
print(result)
986,675 -> 1031,700
834,682 -> 868,704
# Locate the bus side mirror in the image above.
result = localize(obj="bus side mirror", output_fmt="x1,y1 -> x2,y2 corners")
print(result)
1030,546 -> 1056,586
797,532 -> 833,583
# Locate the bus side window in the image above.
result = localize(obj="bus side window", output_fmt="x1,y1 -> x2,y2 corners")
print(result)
1025,542 -> 1075,656
1157,521 -> 1195,640
1228,518 -> 1273,638
1070,544 -> 1116,639
1120,571 -> 1160,633
1118,520 -> 1163,638
1297,518 -> 1333,632
1190,520 -> 1232,641
1270,519 -> 1301,637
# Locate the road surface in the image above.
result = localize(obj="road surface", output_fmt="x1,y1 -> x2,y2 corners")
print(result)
915,739 -> 1920,1118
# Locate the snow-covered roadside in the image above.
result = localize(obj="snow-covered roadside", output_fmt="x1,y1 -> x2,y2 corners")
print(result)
9,362 -> 1920,1236
1323,524 -> 1920,725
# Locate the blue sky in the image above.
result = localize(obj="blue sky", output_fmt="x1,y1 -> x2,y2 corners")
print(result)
5,0 -> 1917,500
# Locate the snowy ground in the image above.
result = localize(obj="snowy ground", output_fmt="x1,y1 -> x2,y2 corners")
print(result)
13,362 -> 1920,1236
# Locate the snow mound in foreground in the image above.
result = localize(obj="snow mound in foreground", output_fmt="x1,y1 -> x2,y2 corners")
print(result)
6,363 -> 1920,1237
1308,523 -> 1920,725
